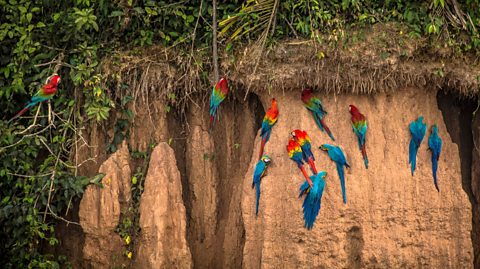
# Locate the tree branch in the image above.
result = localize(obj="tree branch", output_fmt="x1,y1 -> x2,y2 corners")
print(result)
212,0 -> 219,82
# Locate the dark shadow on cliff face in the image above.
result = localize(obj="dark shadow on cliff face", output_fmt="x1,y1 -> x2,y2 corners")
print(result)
437,91 -> 478,268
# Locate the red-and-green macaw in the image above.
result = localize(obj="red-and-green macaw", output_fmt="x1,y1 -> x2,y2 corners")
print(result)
319,144 -> 350,204
291,129 -> 317,174
252,155 -> 272,216
409,116 -> 427,176
258,98 -> 279,160
9,74 -> 61,122
349,105 -> 368,169
428,125 -> 442,192
299,171 -> 327,230
209,77 -> 229,131
301,88 -> 335,141
287,137 -> 313,187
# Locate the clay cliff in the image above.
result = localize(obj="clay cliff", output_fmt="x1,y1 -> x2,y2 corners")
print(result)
72,84 -> 477,268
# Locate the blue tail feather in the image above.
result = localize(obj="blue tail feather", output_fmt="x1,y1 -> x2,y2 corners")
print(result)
336,162 -> 347,204
409,139 -> 418,176
255,182 -> 260,216
432,156 -> 439,192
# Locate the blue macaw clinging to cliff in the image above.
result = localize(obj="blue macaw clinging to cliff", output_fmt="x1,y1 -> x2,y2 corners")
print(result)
409,116 -> 427,176
428,125 -> 442,192
319,144 -> 350,204
299,171 -> 327,230
252,155 -> 272,216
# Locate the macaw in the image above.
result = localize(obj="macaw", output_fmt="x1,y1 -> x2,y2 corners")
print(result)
258,98 -> 279,160
409,116 -> 427,176
291,129 -> 317,174
209,77 -> 229,131
287,138 -> 313,187
299,171 -> 327,230
301,88 -> 335,141
252,155 -> 272,216
319,144 -> 350,204
428,125 -> 442,192
349,105 -> 368,169
9,74 -> 61,122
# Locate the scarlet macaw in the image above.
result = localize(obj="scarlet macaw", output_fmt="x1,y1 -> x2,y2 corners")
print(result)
428,125 -> 442,192
252,155 -> 272,216
209,77 -> 229,131
9,74 -> 61,122
349,105 -> 368,169
409,116 -> 427,176
287,137 -> 313,187
291,129 -> 317,174
301,88 -> 335,141
258,98 -> 279,160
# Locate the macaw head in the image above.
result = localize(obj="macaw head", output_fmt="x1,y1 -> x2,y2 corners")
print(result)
291,129 -> 302,139
418,116 -> 424,123
46,74 -> 61,86
261,155 -> 271,165
432,124 -> 438,134
348,104 -> 359,114
319,144 -> 333,152
301,88 -> 313,103
271,98 -> 277,108
216,77 -> 229,94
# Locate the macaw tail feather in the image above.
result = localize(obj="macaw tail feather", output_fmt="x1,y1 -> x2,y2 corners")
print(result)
409,139 -> 418,176
312,112 -> 324,132
336,162 -> 347,204
320,118 -> 335,141
307,157 -> 318,175
299,164 -> 313,187
8,106 -> 31,123
432,156 -> 439,192
255,182 -> 261,216
361,144 -> 369,169
209,114 -> 215,132
258,136 -> 267,160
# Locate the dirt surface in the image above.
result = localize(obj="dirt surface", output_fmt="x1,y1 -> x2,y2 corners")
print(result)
241,88 -> 473,268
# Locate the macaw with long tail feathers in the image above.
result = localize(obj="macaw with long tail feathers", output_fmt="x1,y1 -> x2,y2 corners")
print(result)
258,98 -> 279,160
209,77 -> 229,131
409,116 -> 427,176
349,105 -> 369,169
291,129 -> 317,174
299,171 -> 327,230
252,155 -> 272,216
319,144 -> 350,204
9,74 -> 61,122
287,138 -> 313,187
301,88 -> 335,141
428,125 -> 442,192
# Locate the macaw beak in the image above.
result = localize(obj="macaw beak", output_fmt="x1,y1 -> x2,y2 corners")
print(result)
319,146 -> 327,151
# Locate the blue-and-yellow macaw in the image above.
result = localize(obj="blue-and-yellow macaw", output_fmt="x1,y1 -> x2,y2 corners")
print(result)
428,125 -> 442,192
319,144 -> 350,204
409,116 -> 427,176
252,155 -> 272,216
299,171 -> 327,229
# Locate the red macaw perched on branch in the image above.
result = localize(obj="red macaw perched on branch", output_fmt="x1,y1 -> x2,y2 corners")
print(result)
287,137 -> 313,187
209,77 -> 229,131
9,74 -> 61,122
301,88 -> 335,141
291,129 -> 317,174
258,98 -> 279,160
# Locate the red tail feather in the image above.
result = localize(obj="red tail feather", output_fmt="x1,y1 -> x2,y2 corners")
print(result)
308,158 -> 318,175
258,136 -> 267,160
361,144 -> 367,160
9,107 -> 29,122
299,165 -> 313,187
320,118 -> 335,141
209,115 -> 215,131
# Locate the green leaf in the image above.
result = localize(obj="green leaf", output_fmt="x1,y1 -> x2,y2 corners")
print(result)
26,13 -> 32,23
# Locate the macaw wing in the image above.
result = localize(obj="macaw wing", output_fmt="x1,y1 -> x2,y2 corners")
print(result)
311,98 -> 327,117
253,161 -> 266,185
299,180 -> 310,197
260,118 -> 272,137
